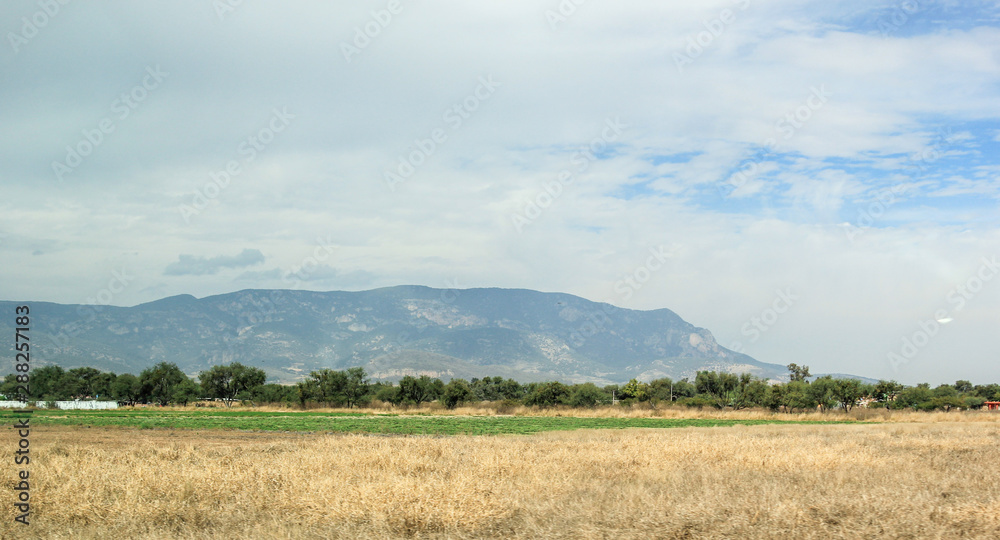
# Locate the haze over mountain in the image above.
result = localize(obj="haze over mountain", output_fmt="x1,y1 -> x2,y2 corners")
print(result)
3,286 -> 795,385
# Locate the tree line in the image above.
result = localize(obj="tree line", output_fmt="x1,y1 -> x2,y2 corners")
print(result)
3,362 -> 999,412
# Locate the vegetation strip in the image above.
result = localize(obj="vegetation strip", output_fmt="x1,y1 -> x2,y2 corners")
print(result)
0,410 -> 848,435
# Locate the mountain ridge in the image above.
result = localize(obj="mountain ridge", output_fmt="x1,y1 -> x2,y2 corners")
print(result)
3,286 -> 799,385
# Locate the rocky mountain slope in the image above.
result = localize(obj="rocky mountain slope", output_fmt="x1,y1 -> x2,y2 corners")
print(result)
3,286 -> 791,385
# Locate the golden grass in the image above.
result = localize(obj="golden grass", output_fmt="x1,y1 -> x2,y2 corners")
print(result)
2,420 -> 1000,539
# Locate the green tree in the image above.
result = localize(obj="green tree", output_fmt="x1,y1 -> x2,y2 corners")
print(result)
783,380 -> 815,411
873,380 -> 903,407
787,363 -> 811,382
398,375 -> 441,405
31,365 -> 68,400
973,383 -> 1000,401
764,383 -> 786,411
55,371 -> 86,399
310,369 -> 348,405
568,383 -> 604,407
742,377 -> 769,409
252,383 -> 298,405
0,374 -> 22,400
672,378 -> 696,399
442,378 -> 474,409
807,376 -> 836,412
524,381 -> 570,408
92,371 -> 117,399
172,378 -> 201,406
111,373 -> 141,405
139,362 -> 188,406
930,395 -> 963,411
831,378 -> 863,412
497,378 -> 525,400
375,384 -> 402,405
648,378 -> 674,402
199,362 -> 267,407
932,384 -> 958,398
296,380 -> 318,408
343,367 -> 370,408
620,379 -> 650,401
895,385 -> 933,410
68,367 -> 105,397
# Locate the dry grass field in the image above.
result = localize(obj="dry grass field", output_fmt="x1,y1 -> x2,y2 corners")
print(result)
2,415 -> 1000,539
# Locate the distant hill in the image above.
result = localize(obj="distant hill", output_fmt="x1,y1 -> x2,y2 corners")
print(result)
3,286 -> 797,385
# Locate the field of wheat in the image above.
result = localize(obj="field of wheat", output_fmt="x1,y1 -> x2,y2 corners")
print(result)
2,415 -> 1000,539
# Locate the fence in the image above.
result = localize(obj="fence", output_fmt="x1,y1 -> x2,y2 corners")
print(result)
0,400 -> 119,410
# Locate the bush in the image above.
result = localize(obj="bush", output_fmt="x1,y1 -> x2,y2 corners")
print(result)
678,396 -> 716,409
495,398 -> 520,415
568,383 -> 603,408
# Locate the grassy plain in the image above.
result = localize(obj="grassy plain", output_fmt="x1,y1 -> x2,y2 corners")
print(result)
6,408 -> 845,435
1,408 -> 999,539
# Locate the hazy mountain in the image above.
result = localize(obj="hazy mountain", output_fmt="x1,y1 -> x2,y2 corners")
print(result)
3,286 -> 795,385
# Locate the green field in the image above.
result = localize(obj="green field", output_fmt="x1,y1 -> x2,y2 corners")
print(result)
0,409 -> 850,435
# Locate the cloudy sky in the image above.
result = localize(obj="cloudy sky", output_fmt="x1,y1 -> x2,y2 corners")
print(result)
2,0 -> 999,385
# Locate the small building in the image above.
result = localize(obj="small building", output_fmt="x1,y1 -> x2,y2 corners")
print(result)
985,401 -> 1000,411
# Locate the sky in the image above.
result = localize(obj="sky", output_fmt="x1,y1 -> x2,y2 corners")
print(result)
1,0 -> 999,386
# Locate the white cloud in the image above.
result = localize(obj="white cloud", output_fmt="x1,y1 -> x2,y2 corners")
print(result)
0,1 -> 998,385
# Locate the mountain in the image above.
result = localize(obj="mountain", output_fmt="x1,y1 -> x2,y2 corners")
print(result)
2,286 -> 793,385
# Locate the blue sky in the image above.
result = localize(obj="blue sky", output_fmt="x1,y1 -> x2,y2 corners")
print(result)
1,0 -> 998,385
